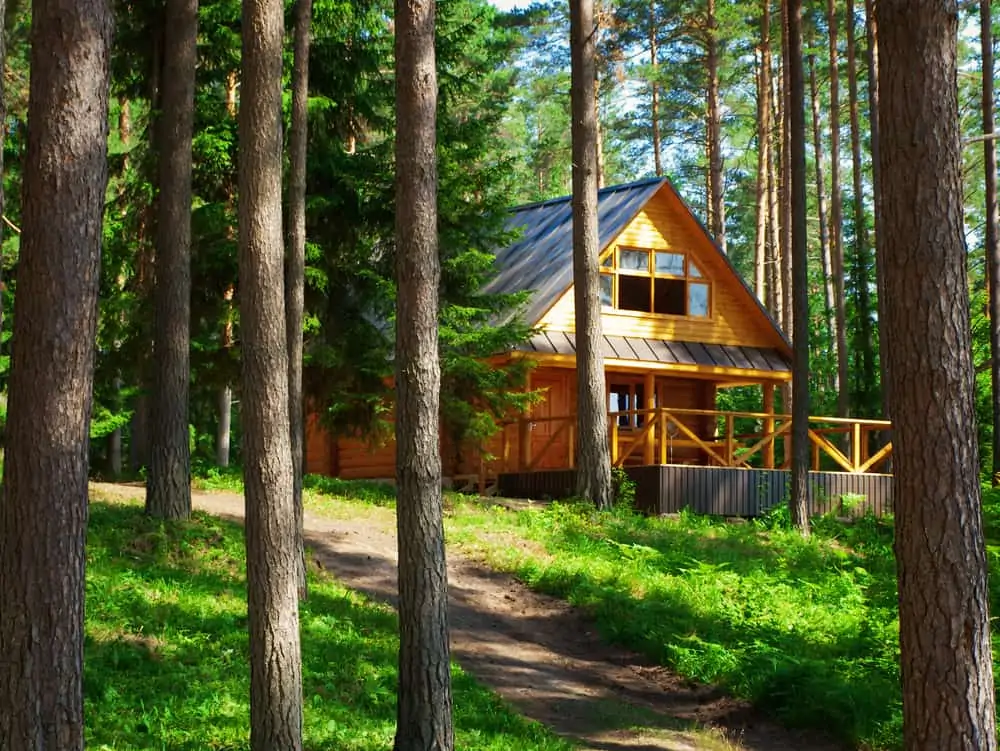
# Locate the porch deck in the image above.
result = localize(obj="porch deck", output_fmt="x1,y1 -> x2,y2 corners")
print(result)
487,407 -> 894,517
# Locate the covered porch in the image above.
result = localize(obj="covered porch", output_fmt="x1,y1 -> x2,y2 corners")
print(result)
485,403 -> 894,517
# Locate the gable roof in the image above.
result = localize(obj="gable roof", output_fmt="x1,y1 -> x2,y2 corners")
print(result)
483,178 -> 665,325
484,177 -> 791,353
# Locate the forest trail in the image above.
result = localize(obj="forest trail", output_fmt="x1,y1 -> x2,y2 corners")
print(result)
90,482 -> 844,751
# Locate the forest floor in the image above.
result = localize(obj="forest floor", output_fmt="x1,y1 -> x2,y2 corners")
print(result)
91,481 -> 845,751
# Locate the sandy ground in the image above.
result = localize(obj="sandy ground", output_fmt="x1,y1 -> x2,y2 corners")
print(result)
90,482 -> 845,751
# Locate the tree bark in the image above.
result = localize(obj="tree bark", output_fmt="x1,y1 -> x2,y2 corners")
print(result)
393,0 -> 454,744
846,0 -> 874,417
864,0 -> 889,428
146,0 -> 197,520
877,2 -> 997,746
982,0 -> 1000,484
238,0 -> 304,748
827,0 -> 849,417
706,0 -> 726,253
786,0 -> 809,536
287,0 -> 312,600
754,0 -> 773,302
217,384 -> 232,467
0,0 -> 112,746
571,0 -> 613,509
809,52 -> 835,379
649,0 -> 662,177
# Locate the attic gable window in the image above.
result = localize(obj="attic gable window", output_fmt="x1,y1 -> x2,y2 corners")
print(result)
599,247 -> 710,318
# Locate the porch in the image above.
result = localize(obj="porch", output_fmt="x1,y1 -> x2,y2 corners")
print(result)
484,406 -> 894,517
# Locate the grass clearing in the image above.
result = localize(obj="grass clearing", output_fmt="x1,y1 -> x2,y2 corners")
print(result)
292,478 -> 963,751
85,500 -> 573,751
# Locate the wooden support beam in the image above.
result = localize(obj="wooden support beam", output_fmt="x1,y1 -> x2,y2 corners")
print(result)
644,372 -> 656,465
851,422 -> 862,471
519,371 -> 532,470
762,383 -> 776,469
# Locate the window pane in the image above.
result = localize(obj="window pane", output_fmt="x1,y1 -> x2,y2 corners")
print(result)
689,282 -> 710,317
655,252 -> 685,275
619,275 -> 651,312
620,249 -> 649,272
600,274 -> 613,306
689,260 -> 704,278
601,252 -> 614,268
653,278 -> 686,315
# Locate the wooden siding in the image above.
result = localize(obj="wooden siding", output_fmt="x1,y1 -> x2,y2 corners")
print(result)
499,464 -> 894,518
538,192 -> 787,351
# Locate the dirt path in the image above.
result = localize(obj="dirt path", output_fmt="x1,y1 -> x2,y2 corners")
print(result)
91,483 -> 844,751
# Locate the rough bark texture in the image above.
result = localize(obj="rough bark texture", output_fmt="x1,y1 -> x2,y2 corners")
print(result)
238,0 -> 304,748
706,0 -> 725,253
983,0 -> 1000,484
877,2 -> 997,747
0,0 -> 112,747
287,0 -> 312,600
393,0 -> 455,744
147,0 -> 197,520
571,0 -> 613,509
845,0 -> 875,417
786,0 -> 809,536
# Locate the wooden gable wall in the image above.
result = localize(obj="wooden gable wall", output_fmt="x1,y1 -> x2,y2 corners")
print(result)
537,185 -> 787,351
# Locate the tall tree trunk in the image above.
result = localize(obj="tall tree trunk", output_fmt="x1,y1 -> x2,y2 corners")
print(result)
786,0 -> 809,535
286,0 -> 312,600
779,2 -> 792,340
755,2 -> 773,301
238,0 -> 304,747
877,2 -> 997,746
828,0 -> 849,417
393,0 -> 454,744
706,0 -> 726,252
147,0 -> 197,520
218,72 -> 239,468
809,52 -> 835,378
571,0 -> 613,509
982,0 -> 1000,485
0,0 -> 112,745
846,0 -> 874,417
864,0 -> 889,428
649,0 -> 662,177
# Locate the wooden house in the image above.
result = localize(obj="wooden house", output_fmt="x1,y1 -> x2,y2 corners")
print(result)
306,178 -> 893,516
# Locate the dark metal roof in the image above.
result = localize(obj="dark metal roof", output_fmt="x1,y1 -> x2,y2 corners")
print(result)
519,332 -> 791,375
483,178 -> 667,325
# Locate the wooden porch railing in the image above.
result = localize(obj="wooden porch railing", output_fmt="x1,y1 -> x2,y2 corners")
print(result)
487,407 -> 892,477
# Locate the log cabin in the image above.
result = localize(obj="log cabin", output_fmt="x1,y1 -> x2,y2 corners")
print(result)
306,177 -> 894,516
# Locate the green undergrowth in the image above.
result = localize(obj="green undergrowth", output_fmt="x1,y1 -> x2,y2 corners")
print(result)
443,500 -> 905,749
85,501 -> 572,751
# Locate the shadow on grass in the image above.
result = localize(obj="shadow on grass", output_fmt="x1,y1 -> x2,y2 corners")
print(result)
84,502 -> 570,751
450,502 -> 903,749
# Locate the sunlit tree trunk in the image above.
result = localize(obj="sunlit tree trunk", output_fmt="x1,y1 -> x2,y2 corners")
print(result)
649,0 -> 662,177
239,0 -> 304,746
809,52 -> 834,383
827,0 -> 849,417
571,0 -> 613,509
706,0 -> 725,252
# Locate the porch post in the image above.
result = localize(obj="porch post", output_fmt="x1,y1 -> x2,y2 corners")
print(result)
519,370 -> 532,470
763,382 -> 775,469
644,371 -> 656,465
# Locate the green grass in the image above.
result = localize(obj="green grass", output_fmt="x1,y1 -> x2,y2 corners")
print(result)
85,501 -> 573,751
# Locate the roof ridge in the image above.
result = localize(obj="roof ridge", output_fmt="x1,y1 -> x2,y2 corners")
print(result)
509,176 -> 667,215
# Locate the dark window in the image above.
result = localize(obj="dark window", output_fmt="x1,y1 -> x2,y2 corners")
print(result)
653,278 -> 686,315
618,275 -> 650,312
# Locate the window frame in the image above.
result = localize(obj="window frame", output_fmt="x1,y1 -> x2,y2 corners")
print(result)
598,245 -> 713,319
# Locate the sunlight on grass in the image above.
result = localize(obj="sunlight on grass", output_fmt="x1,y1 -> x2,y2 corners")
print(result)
85,502 -> 572,751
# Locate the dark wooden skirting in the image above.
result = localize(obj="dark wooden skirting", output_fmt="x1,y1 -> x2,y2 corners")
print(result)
497,464 -> 894,517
